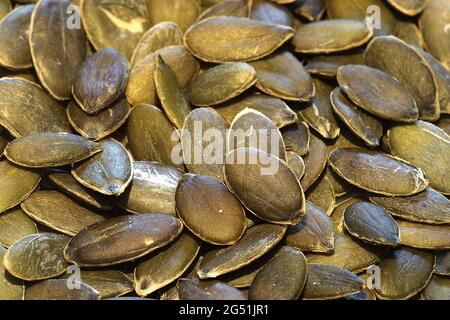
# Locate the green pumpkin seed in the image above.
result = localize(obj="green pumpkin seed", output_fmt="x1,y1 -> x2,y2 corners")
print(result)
421,275 -> 450,300
337,64 -> 418,122
4,233 -> 70,281
199,0 -> 250,21
24,279 -> 100,300
387,121 -> 450,195
135,233 -> 201,296
300,133 -> 327,191
184,16 -> 294,63
305,50 -> 365,78
329,148 -> 428,196
248,246 -> 307,300
387,0 -> 426,16
343,201 -> 400,247
0,160 -> 41,214
0,248 -> 24,300
147,0 -> 201,32
72,48 -> 129,115
177,278 -> 246,300
0,208 -> 37,248
0,5 -> 34,70
251,0 -> 293,27
435,252 -> 450,276
397,220 -> 450,250
281,120 -> 310,157
20,190 -> 106,236
293,19 -> 372,54
64,214 -> 183,267
306,175 -> 336,216
116,161 -> 183,216
374,247 -> 435,300
198,224 -> 286,279
286,202 -> 334,253
286,151 -> 305,181
5,132 -> 102,168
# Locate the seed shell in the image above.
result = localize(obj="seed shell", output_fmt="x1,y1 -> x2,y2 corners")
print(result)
0,208 -> 37,248
24,279 -> 100,300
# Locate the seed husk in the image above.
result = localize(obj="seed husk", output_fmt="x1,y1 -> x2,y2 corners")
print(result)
72,138 -> 133,196
286,202 -> 334,253
330,87 -> 383,147
0,208 -> 37,248
387,0 -> 426,16
184,16 -> 294,63
135,233 -> 201,296
374,247 -> 435,300
302,264 -> 364,300
0,4 -> 34,70
116,161 -> 183,216
199,0 -> 250,21
175,174 -> 247,245
396,220 -> 450,250
72,48 -> 129,115
181,108 -> 229,182
248,246 -> 307,300
67,98 -> 131,141
251,0 -> 293,26
329,148 -> 428,196
198,224 -> 286,279
337,64 -> 418,122
80,0 -> 150,60
64,214 -> 183,267
300,133 -> 327,191
305,50 -> 364,78
286,151 -> 305,181
331,197 -> 364,234
127,104 -> 184,171
0,160 -> 41,214
293,19 -> 372,54
177,278 -> 246,300
4,233 -> 70,281
30,0 -> 86,100
0,247 -> 24,300
298,77 -> 340,140
0,77 -> 71,138
387,121 -> 450,195
365,36 -> 440,121
187,62 -> 256,107
147,0 -> 201,32
370,188 -> 450,225
281,120 -> 310,157
394,20 -> 424,49
421,275 -> 450,300
306,175 -> 336,216
435,252 -> 450,276
5,132 -> 102,168
25,279 -> 100,300
20,190 -> 106,236
343,201 -> 400,247
225,148 -> 304,224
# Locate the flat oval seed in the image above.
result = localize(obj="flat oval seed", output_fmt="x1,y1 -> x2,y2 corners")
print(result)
135,233 -> 201,296
146,0 -> 201,32
177,278 -> 246,300
67,98 -> 131,141
286,151 -> 305,181
198,224 -> 286,279
21,190 -> 106,236
394,20 -> 424,48
72,48 -> 129,115
116,162 -> 183,216
365,36 -> 439,121
225,148 -> 304,224
25,279 -> 100,300
397,220 -> 450,250
329,148 -> 428,196
337,64 -> 419,122
0,4 -> 34,70
249,247 -> 307,300
435,252 -> 450,276
344,201 -> 400,247
331,198 -> 364,234
0,208 -> 37,248
198,0 -> 249,21
0,160 -> 41,214
422,275 -> 450,300
0,248 -> 24,300
250,51 -> 314,102
72,138 -> 133,196
5,132 -> 102,168
176,174 -> 246,245
300,133 -> 327,191
64,214 -> 183,267
306,175 -> 336,215
252,0 -> 293,26
302,264 -> 364,300
370,188 -> 450,225
305,50 -> 365,78
387,121 -> 450,195
293,19 -> 372,54
374,247 -> 435,300
286,202 -> 334,253
30,0 -> 86,100
281,121 -> 310,157
0,78 -> 71,138
184,16 -> 294,63
4,233 -> 69,281
387,0 -> 426,16
291,0 -> 326,21
186,62 -> 256,107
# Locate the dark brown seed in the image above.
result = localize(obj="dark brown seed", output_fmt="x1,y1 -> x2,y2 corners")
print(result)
435,252 -> 450,276
300,133 -> 327,191
421,275 -> 450,300
305,50 -> 365,78
281,120 -> 310,157
0,208 -> 37,248
397,220 -> 450,250
147,0 -> 201,32
24,279 -> 100,300
177,278 -> 246,300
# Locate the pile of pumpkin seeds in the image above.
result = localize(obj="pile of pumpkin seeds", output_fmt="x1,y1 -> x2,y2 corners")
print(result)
0,0 -> 449,301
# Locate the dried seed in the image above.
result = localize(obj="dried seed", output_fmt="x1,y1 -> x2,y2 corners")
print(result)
397,220 -> 450,250
177,278 -> 246,300
0,208 -> 37,248
147,0 -> 201,32
387,0 -> 426,16
306,175 -> 336,216
300,133 -> 327,191
199,0 -> 250,21
421,275 -> 450,300
251,0 -> 293,27
0,247 -> 24,300
330,197 -> 363,234
281,120 -> 310,157
286,151 -> 305,181
394,20 -> 424,48
291,0 -> 326,21
435,252 -> 450,276
25,279 -> 100,300
305,50 -> 365,78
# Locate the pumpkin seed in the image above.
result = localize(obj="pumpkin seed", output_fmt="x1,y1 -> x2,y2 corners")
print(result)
184,16 -> 294,63
281,120 -> 310,157
291,0 -> 326,21
397,220 -> 450,250
0,0 -> 11,20
20,190 -> 106,236
305,50 -> 365,78
251,0 -> 293,27
4,233 -> 70,281
437,117 -> 450,135
177,278 -> 246,300
5,132 -> 102,168
300,133 -> 327,191
305,175 -> 335,215
331,197 -> 364,234
0,247 -> 24,300
64,214 -> 183,267
25,279 -> 100,300
0,208 -> 37,248
435,252 -> 450,276
329,148 -> 429,196
374,247 -> 435,300
387,0 -> 426,16
286,151 -> 305,181
199,0 -> 250,21
147,0 -> 201,32
394,20 -> 424,49
72,48 -> 129,115
421,275 -> 450,300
